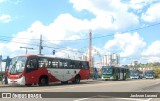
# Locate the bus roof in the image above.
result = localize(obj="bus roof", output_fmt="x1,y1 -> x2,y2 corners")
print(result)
145,70 -> 153,72
15,54 -> 89,62
102,66 -> 129,69
17,54 -> 38,57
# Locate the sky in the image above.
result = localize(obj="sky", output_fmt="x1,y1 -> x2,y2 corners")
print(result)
0,0 -> 160,67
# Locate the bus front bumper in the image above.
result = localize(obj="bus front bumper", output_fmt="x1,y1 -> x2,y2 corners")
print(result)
8,76 -> 26,85
130,76 -> 139,79
145,76 -> 154,79
101,76 -> 113,80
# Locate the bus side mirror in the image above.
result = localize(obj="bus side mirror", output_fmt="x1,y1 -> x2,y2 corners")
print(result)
27,65 -> 34,69
27,65 -> 31,68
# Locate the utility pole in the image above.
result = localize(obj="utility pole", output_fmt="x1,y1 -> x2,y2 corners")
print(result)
39,34 -> 42,55
20,47 -> 33,54
89,30 -> 92,72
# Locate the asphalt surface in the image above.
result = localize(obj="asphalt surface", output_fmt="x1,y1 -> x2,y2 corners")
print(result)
0,79 -> 160,101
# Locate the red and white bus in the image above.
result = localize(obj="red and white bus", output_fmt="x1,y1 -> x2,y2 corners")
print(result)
7,54 -> 90,86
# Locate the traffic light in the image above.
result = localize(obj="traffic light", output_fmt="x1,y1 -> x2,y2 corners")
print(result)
53,50 -> 55,55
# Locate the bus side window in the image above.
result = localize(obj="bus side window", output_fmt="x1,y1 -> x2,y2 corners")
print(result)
79,62 -> 82,69
52,60 -> 58,68
74,61 -> 79,69
27,58 -> 37,69
47,60 -> 52,68
63,61 -> 68,68
112,68 -> 115,73
70,61 -> 75,69
38,60 -> 43,68
59,60 -> 64,68
115,68 -> 117,73
38,58 -> 48,68
69,61 -> 73,69
82,61 -> 89,69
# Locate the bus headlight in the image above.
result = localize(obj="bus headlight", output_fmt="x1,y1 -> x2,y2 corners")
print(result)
110,76 -> 113,79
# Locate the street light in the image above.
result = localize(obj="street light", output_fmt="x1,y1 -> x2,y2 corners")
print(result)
20,46 -> 33,54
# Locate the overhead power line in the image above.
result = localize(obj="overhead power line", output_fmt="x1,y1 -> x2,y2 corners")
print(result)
0,22 -> 160,42
20,46 -> 34,54
43,41 -> 88,53
39,22 -> 160,41
43,45 -> 84,53
0,38 -> 39,46
44,22 -> 160,41
0,22 -> 160,55
92,22 -> 160,39
0,35 -> 40,40
0,38 -> 86,54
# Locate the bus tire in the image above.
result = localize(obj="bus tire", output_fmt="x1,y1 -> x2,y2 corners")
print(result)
116,76 -> 118,81
61,81 -> 68,84
73,75 -> 81,84
38,76 -> 48,86
123,76 -> 126,80
25,84 -> 32,87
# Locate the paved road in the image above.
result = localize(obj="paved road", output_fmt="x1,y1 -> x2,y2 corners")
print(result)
0,79 -> 160,101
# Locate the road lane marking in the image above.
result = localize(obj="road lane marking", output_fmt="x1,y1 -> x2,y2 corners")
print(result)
115,98 -> 153,101
74,98 -> 152,101
73,95 -> 98,101
73,98 -> 91,101
146,98 -> 153,101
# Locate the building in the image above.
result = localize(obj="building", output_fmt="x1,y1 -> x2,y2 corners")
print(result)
80,55 -> 88,61
102,53 -> 120,66
80,55 -> 94,67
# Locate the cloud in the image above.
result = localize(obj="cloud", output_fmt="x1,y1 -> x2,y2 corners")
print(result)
129,0 -> 156,10
141,3 -> 160,22
0,0 -> 159,63
0,0 -> 143,58
104,32 -> 146,57
0,14 -> 11,23
0,21 -> 45,57
0,12 -> 143,58
69,0 -> 139,30
0,0 -> 5,3
0,43 -> 7,56
49,13 -> 89,33
142,40 -> 160,56
147,57 -> 160,63
54,47 -> 82,59
0,13 -> 89,57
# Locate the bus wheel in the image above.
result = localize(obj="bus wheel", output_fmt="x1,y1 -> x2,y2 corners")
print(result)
73,75 -> 81,84
38,77 -> 48,86
116,76 -> 118,81
123,76 -> 126,80
25,84 -> 32,87
61,81 -> 68,84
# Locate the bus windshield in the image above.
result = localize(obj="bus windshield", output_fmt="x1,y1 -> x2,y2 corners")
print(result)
130,70 -> 139,76
102,67 -> 112,74
9,56 -> 27,74
146,73 -> 153,76
145,71 -> 153,76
